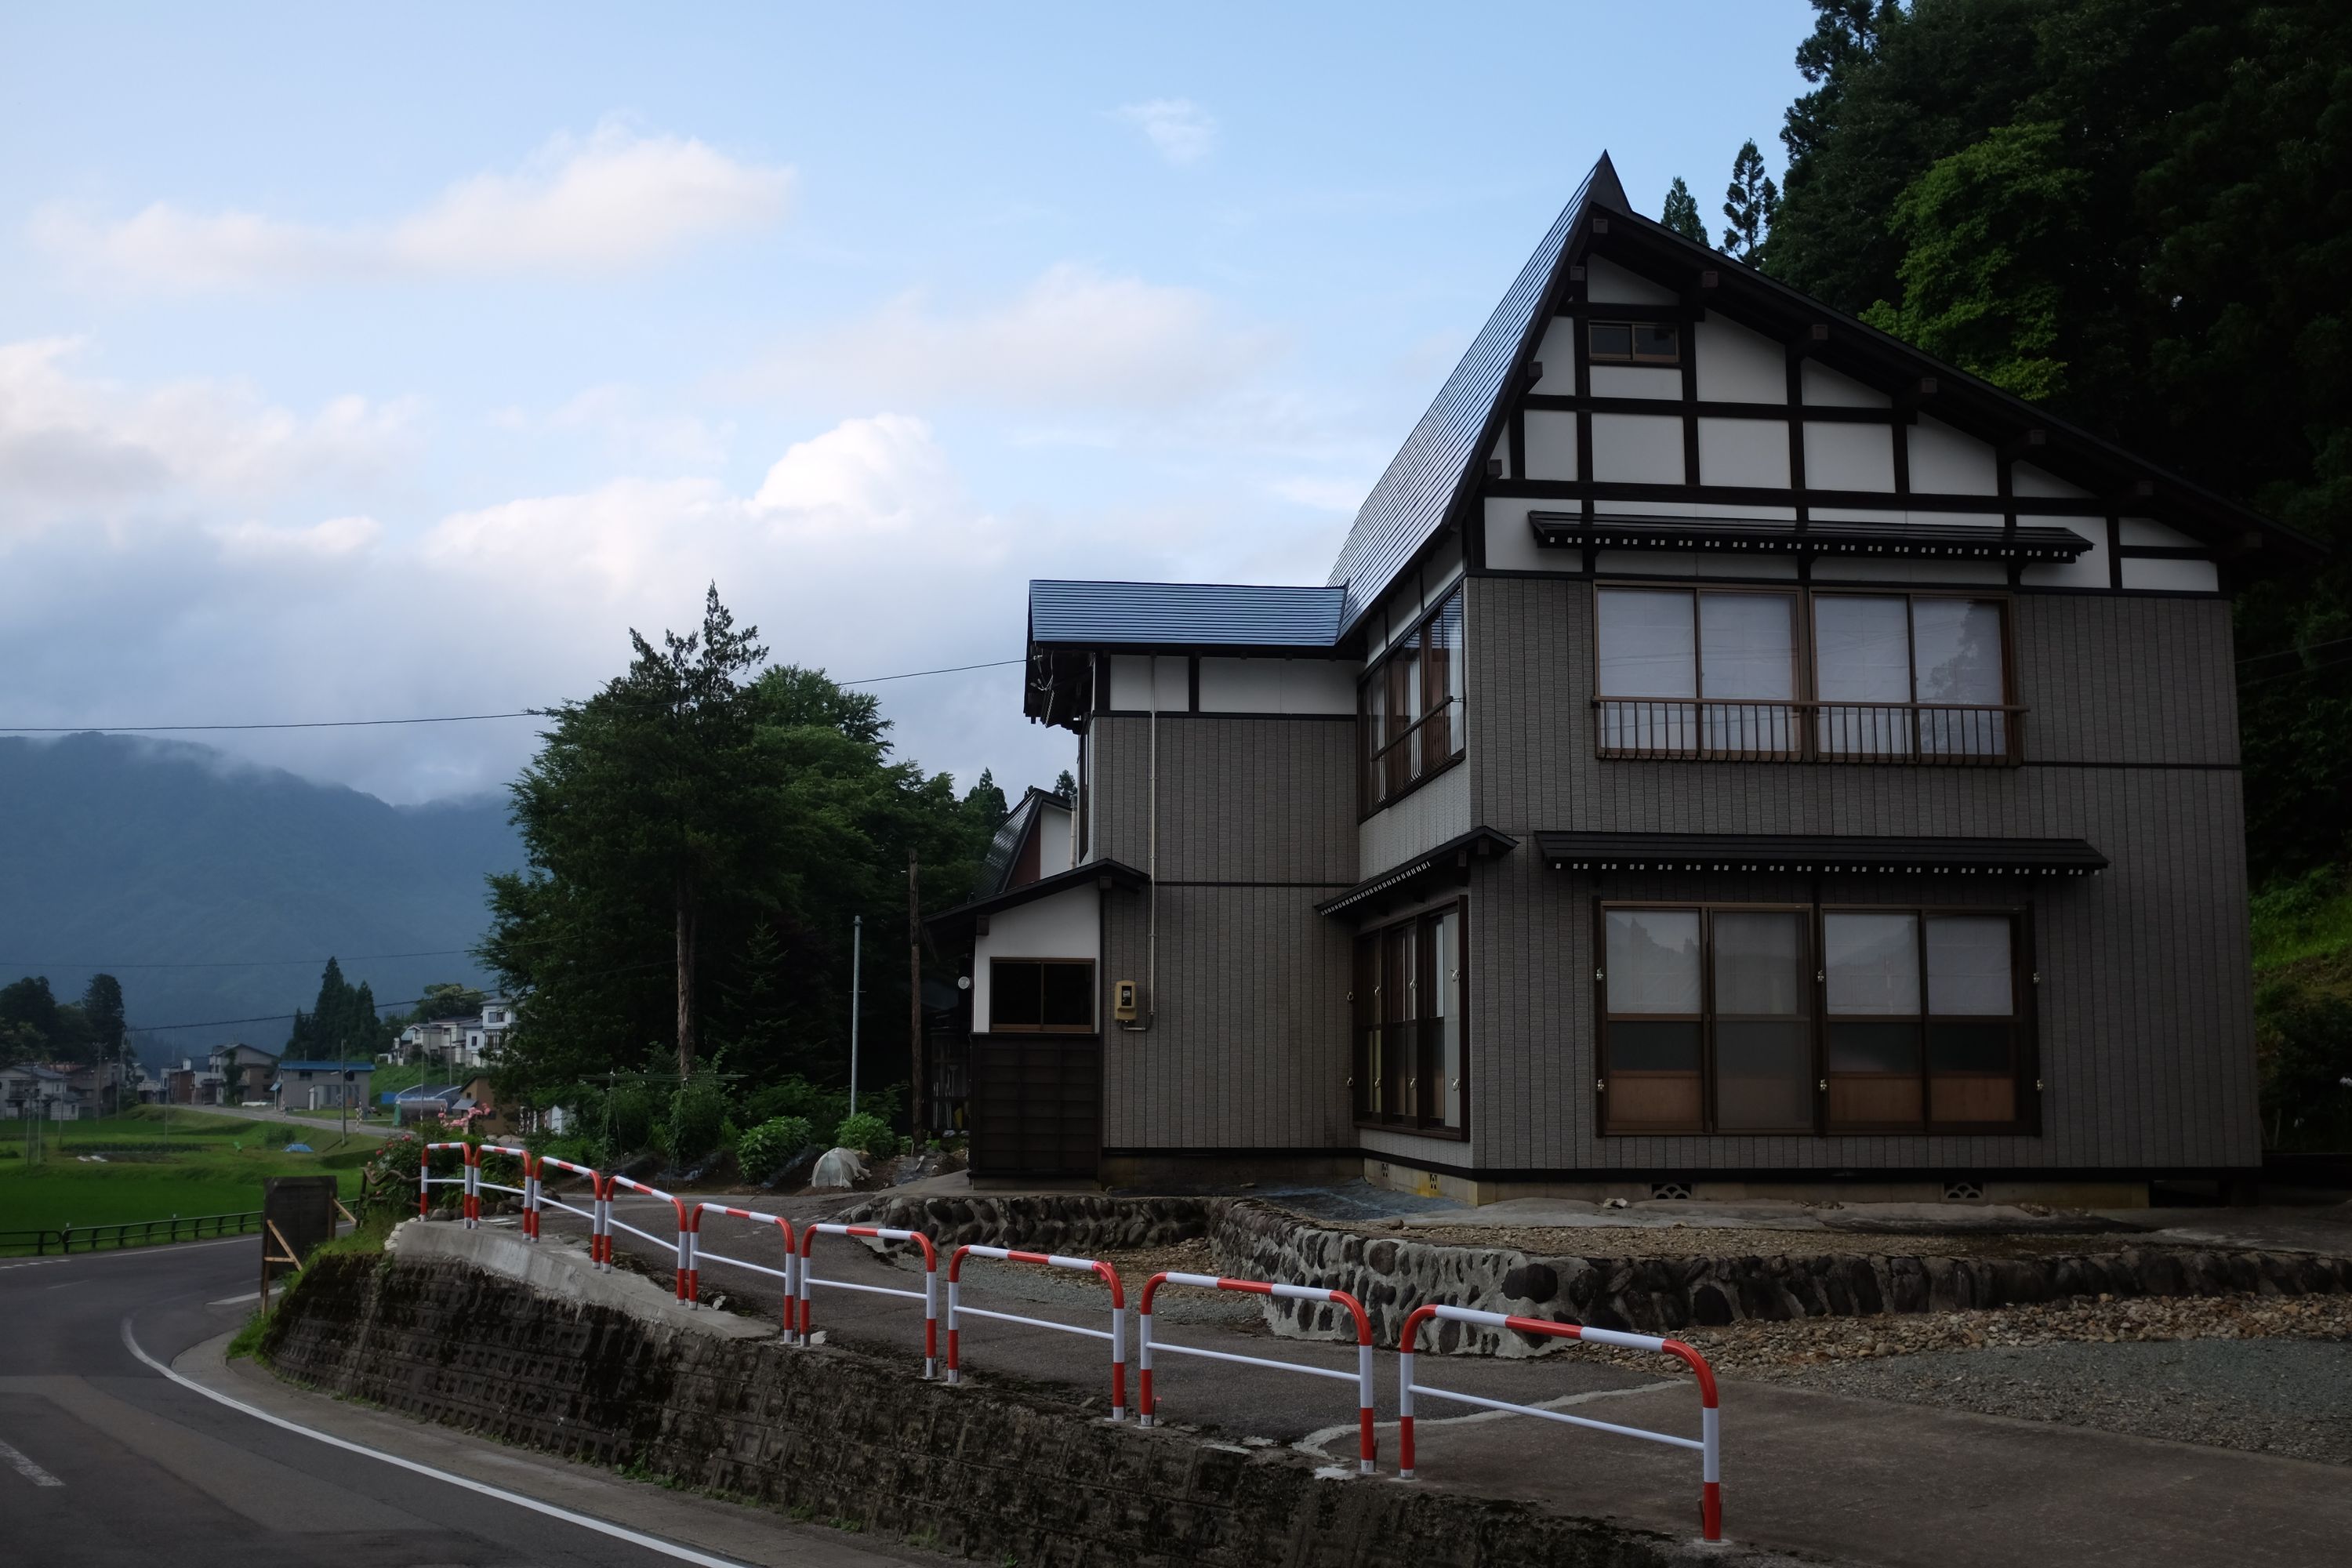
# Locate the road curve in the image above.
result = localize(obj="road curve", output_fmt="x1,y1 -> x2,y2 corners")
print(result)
0,1236 -> 939,1567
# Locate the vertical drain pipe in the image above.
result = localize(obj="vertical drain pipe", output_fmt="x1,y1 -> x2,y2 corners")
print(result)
1120,654 -> 1158,1034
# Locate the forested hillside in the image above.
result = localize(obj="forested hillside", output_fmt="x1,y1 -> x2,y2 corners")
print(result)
0,732 -> 521,1059
1742,0 -> 2351,1143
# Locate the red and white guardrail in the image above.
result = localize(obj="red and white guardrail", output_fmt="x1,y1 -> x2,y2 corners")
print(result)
687,1203 -> 797,1330
419,1142 -> 474,1224
1396,1304 -> 1723,1541
535,1156 -> 606,1261
1138,1272 -> 1377,1475
476,1145 -> 535,1238
946,1246 -> 1127,1420
603,1174 -> 691,1300
795,1224 -> 939,1378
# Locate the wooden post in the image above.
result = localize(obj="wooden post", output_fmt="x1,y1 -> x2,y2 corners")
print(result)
909,849 -> 924,1141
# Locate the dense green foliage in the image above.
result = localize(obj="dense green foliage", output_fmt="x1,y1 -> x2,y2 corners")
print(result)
1754,0 -> 2352,1142
483,586 -> 1011,1134
830,1111 -> 902,1162
1720,139 -> 1780,263
0,972 -> 129,1066
284,957 -> 392,1059
665,1076 -> 731,1167
735,1116 -> 815,1182
1661,176 -> 1706,244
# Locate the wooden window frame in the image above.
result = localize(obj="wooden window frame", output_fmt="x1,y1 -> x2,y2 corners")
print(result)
986,957 -> 1098,1034
1594,898 -> 2038,1138
1358,584 -> 1467,817
1351,898 -> 1470,1142
1588,318 -> 1682,366
1589,583 -> 2023,765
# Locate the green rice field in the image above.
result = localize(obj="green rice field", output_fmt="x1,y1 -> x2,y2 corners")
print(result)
0,1107 -> 368,1243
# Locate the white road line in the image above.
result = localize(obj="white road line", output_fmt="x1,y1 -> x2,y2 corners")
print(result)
0,1235 -> 256,1273
119,1319 -> 753,1568
1292,1377 -> 1682,1465
0,1435 -> 65,1487
208,1291 -> 261,1307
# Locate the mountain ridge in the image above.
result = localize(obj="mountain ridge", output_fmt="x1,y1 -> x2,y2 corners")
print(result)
0,733 -> 522,1060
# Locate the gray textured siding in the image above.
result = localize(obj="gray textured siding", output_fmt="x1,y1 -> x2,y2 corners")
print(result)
1089,714 -> 1357,1149
1464,576 -> 2261,1172
1359,763 -> 1473,877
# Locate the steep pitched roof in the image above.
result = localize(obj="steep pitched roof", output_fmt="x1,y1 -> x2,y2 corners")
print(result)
1029,580 -> 1347,650
1323,154 -> 1624,631
977,786 -> 1069,899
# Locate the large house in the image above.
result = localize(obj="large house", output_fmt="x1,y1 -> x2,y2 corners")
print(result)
931,154 -> 2318,1205
396,999 -> 514,1074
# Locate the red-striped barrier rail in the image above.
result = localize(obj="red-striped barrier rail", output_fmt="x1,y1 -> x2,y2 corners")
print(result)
535,1157 -> 606,1264
1138,1272 -> 1376,1475
477,1145 -> 535,1238
603,1174 -> 690,1299
685,1203 -> 797,1330
795,1224 -> 939,1377
420,1142 -> 471,1223
946,1246 -> 1127,1419
1397,1305 -> 1722,1541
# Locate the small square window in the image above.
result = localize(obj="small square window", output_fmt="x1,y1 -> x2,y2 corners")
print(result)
1588,320 -> 1632,360
1634,323 -> 1679,361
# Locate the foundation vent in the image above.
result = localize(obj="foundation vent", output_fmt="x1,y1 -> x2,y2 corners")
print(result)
1942,1180 -> 1985,1203
1650,1181 -> 1693,1201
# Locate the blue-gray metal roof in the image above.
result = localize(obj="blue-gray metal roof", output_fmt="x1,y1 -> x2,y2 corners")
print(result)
1323,154 -> 1623,631
1029,579 -> 1348,649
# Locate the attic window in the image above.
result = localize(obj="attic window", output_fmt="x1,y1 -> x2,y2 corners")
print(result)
1589,320 -> 1679,365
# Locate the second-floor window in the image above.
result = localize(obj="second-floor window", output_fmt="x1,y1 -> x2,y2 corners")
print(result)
1360,586 -> 1465,811
1594,586 -> 2014,763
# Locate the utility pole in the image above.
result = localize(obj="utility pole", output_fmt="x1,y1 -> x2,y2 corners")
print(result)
848,915 -> 862,1116
338,1036 -> 348,1144
908,849 -> 924,1142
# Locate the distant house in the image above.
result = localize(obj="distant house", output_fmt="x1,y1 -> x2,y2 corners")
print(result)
273,1059 -> 373,1111
0,1065 -> 72,1120
207,1044 -> 279,1105
397,1002 -> 511,1075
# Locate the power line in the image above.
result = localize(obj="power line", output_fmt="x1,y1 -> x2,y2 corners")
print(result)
2,949 -> 476,971
122,957 -> 672,1033
0,656 -> 1025,735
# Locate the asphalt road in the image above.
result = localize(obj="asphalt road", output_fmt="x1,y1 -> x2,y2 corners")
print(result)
0,1237 -> 941,1568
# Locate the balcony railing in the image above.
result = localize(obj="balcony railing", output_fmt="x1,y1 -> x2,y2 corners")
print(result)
1366,695 -> 1462,806
1594,698 -> 2021,764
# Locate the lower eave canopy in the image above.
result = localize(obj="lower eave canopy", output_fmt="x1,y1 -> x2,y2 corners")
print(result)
1529,511 -> 2093,562
1533,831 -> 2107,877
926,857 -> 1149,936
1318,827 -> 1518,918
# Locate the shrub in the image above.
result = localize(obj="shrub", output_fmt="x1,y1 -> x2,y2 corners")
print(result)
603,1084 -> 656,1158
666,1077 -> 730,1166
831,1111 -> 902,1160
735,1116 -> 815,1181
741,1076 -> 851,1136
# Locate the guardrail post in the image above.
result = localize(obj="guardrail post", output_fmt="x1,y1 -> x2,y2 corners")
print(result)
419,1146 -> 430,1218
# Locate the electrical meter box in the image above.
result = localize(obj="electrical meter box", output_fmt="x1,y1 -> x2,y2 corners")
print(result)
1113,980 -> 1139,1022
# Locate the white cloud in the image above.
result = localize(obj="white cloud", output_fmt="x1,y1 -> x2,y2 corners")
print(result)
207,514 -> 382,561
492,383 -> 735,467
32,122 -> 793,290
0,337 -> 419,536
1116,99 -> 1218,166
761,263 -> 1282,412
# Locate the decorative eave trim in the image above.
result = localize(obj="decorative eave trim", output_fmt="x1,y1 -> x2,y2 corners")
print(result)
1532,831 -> 2107,877
927,858 -> 1149,934
1317,827 -> 1519,917
1530,511 -> 2094,563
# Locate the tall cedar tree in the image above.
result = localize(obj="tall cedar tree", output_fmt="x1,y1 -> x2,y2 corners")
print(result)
1661,176 -> 1707,244
1720,140 -> 1780,263
483,591 -> 1000,1105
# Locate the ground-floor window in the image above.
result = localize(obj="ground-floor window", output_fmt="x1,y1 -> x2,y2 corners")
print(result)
1598,902 -> 2031,1134
988,958 -> 1095,1032
1352,900 -> 1466,1137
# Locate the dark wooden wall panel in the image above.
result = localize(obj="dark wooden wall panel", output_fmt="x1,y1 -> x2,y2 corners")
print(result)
1462,576 -> 2261,1174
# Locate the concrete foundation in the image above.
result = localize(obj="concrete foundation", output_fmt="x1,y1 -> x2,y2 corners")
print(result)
1361,1157 -> 2151,1210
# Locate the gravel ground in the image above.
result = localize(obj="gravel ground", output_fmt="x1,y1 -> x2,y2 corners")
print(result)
1772,1338 -> 2352,1464
1337,1220 -> 2152,1258
1543,1290 -> 2352,1462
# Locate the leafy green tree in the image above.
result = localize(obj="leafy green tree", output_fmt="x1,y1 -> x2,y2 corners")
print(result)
1720,140 -> 1781,263
1052,768 -> 1077,801
81,975 -> 125,1058
1661,176 -> 1706,244
964,768 -> 1008,832
0,976 -> 60,1044
1859,122 -> 2089,399
406,983 -> 486,1024
484,589 -> 1003,1116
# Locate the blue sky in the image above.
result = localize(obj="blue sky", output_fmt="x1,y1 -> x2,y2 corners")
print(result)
0,2 -> 1813,803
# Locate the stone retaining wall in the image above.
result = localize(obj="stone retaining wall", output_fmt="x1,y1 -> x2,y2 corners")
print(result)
1214,1203 -> 2352,1350
263,1250 -> 1769,1568
837,1191 -> 2352,1355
